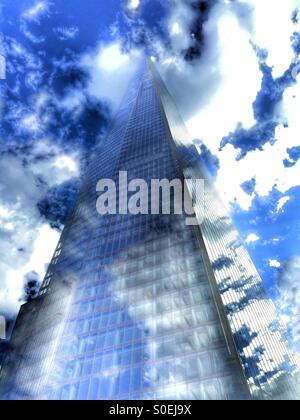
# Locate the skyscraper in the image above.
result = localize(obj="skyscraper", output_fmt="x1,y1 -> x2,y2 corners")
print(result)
0,59 -> 299,400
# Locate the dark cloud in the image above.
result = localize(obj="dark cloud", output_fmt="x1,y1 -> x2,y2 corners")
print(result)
234,324 -> 258,350
240,346 -> 266,385
243,282 -> 266,301
220,121 -> 277,160
1,0 -> 113,152
292,10 -> 299,24
283,146 -> 300,168
176,141 -> 220,178
193,139 -> 220,178
46,95 -> 111,156
0,0 -> 115,318
225,282 -> 266,315
253,62 -> 295,123
289,147 -> 300,162
220,52 -> 297,160
241,178 -> 256,196
119,0 -> 216,63
2,66 -> 111,154
283,159 -> 296,169
38,180 -> 80,229
22,271 -> 41,303
291,31 -> 300,54
212,255 -> 234,271
219,275 -> 255,295
176,143 -> 203,168
120,0 -> 169,55
77,98 -> 111,152
184,0 -> 215,61
49,62 -> 89,97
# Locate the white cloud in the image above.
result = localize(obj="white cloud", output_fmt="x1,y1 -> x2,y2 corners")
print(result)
243,0 -> 299,77
28,140 -> 80,187
276,256 -> 300,351
4,0 -> 297,317
0,224 -> 59,315
215,130 -> 300,210
170,22 -> 181,35
155,0 -> 300,211
0,145 -> 77,316
127,0 -> 140,11
276,196 -> 291,213
146,2 -> 260,210
269,259 -> 281,268
81,42 -> 142,109
167,2 -> 195,52
74,0 -> 300,215
209,77 -> 300,211
54,155 -> 78,174
96,43 -> 130,72
22,1 -> 49,22
186,10 -> 260,147
158,3 -> 262,153
22,113 -> 41,133
246,233 -> 260,244
55,26 -> 79,40
0,155 -> 50,315
23,224 -> 59,279
57,89 -> 86,114
46,154 -> 79,185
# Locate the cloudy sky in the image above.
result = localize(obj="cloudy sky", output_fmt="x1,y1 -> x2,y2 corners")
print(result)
0,0 -> 300,346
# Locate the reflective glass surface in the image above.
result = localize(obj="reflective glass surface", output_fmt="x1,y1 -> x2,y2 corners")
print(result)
42,63 -> 248,400
0,60 -> 299,400
152,62 -> 300,399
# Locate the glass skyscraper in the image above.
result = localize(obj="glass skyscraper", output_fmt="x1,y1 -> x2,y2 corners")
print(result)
0,59 -> 299,400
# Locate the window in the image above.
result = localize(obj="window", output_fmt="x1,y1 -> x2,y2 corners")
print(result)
77,380 -> 90,400
119,369 -> 131,395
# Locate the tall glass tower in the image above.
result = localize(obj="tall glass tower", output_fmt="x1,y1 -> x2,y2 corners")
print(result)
0,60 -> 299,400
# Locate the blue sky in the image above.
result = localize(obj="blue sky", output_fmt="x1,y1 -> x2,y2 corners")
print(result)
0,0 -> 300,348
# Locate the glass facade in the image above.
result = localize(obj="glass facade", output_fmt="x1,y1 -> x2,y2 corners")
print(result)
0,60 -> 299,400
150,62 -> 300,399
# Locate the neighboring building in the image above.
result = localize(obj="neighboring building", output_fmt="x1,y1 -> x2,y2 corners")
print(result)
0,340 -> 8,370
0,60 -> 299,400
